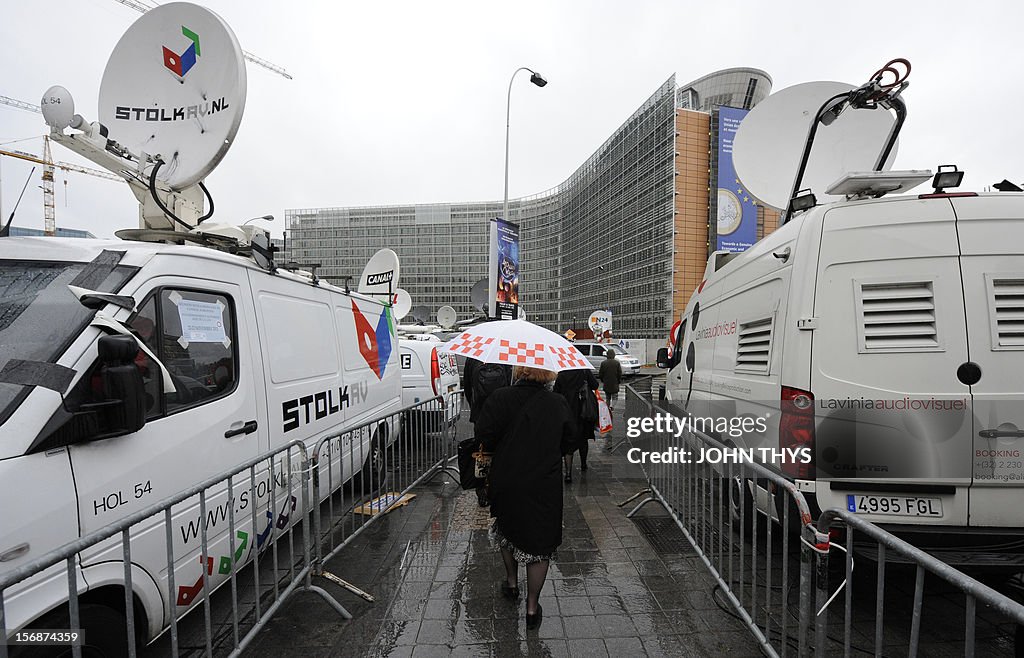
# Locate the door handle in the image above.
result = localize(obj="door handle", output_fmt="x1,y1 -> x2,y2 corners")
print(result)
978,429 -> 1024,439
225,420 -> 258,438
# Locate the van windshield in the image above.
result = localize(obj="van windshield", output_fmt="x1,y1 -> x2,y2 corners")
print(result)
0,259 -> 136,428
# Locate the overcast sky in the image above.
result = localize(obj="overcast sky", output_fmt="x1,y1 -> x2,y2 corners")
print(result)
1,0 -> 1021,239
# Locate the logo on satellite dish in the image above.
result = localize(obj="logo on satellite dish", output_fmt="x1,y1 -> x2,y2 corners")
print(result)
162,25 -> 201,79
366,270 -> 394,286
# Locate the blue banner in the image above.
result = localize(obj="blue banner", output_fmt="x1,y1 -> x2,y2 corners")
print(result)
716,107 -> 758,252
488,218 -> 520,320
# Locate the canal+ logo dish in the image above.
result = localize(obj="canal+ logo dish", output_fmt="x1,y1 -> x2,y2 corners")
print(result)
162,25 -> 201,79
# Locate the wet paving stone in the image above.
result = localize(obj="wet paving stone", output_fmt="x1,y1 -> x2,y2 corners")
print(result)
237,414 -> 763,657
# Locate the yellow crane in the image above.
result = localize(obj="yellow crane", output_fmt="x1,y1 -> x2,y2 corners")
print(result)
1,96 -> 121,235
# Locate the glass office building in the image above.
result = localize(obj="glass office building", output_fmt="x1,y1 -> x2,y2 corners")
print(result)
285,68 -> 774,339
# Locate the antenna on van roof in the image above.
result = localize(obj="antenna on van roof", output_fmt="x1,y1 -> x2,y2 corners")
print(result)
734,59 -> 911,224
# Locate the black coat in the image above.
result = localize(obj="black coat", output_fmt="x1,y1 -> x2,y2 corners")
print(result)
553,368 -> 599,445
477,380 -> 576,557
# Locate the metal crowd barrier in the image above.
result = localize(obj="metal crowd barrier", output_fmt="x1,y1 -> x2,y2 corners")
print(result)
815,509 -> 1024,657
0,392 -> 463,658
623,381 -> 1024,657
623,381 -> 820,657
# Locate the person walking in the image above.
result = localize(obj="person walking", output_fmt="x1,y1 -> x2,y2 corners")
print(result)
553,367 -> 599,483
475,365 -> 575,629
598,349 -> 623,451
463,357 -> 513,506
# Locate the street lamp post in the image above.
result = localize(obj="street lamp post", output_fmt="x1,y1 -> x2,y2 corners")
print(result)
503,67 -> 547,223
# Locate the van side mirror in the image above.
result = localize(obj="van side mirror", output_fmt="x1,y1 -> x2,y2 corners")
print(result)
656,348 -> 670,369
96,335 -> 148,437
28,335 -> 148,453
89,335 -> 147,438
685,343 -> 695,372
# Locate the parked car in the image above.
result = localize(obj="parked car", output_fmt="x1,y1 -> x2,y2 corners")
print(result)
574,341 -> 641,376
399,337 -> 461,435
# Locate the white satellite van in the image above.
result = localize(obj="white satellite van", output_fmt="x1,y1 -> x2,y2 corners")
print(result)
0,236 -> 403,642
398,337 -> 461,433
660,68 -> 1024,560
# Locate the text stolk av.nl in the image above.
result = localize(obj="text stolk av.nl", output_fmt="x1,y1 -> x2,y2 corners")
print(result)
624,412 -> 812,466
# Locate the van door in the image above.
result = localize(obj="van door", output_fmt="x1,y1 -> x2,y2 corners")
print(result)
952,195 -> 1024,527
70,256 -> 268,626
811,198 -> 972,526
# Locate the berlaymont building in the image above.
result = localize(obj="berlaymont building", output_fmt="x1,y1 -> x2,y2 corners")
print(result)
284,68 -> 779,339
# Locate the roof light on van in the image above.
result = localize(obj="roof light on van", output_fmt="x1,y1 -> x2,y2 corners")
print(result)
789,189 -> 817,213
930,165 -> 964,194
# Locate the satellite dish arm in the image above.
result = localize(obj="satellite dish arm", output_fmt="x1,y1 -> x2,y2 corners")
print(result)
783,91 -> 849,225
872,95 -> 907,172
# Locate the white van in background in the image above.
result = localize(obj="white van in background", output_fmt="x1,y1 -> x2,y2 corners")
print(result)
398,336 -> 461,434
660,187 -> 1024,563
0,237 -> 403,643
574,341 -> 642,376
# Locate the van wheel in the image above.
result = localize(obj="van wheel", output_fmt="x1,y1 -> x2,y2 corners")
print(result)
15,604 -> 128,658
352,430 -> 386,494
729,476 -> 768,541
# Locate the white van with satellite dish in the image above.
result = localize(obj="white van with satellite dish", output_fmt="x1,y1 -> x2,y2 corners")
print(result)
660,60 -> 1024,563
395,299 -> 461,432
0,2 -> 403,646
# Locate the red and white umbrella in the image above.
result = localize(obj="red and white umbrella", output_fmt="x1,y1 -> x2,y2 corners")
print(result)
443,319 -> 590,372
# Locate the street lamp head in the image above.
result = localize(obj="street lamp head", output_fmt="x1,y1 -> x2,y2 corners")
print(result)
529,72 -> 548,88
242,214 -> 275,225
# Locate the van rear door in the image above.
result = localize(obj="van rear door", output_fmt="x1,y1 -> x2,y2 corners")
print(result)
952,194 -> 1024,527
811,198 -> 972,526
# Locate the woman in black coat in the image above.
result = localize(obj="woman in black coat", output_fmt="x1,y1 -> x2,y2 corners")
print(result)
476,365 -> 576,629
553,367 -> 600,482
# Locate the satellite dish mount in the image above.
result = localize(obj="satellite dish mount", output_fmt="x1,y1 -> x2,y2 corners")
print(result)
783,58 -> 911,224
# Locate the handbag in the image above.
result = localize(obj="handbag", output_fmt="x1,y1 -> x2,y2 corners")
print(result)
457,437 -> 484,490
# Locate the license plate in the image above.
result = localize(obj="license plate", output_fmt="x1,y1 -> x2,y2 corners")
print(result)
846,494 -> 943,517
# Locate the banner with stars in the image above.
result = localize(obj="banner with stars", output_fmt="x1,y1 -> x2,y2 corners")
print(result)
716,106 -> 758,253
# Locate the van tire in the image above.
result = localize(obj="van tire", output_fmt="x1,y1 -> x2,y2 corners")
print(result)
352,429 -> 386,494
729,476 -> 768,541
15,603 -> 128,658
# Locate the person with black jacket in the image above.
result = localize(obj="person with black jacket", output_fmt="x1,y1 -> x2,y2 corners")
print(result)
476,365 -> 575,630
463,357 -> 513,506
553,367 -> 600,483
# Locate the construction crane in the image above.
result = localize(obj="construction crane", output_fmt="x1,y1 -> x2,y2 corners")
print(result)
111,0 -> 293,80
1,97 -> 121,235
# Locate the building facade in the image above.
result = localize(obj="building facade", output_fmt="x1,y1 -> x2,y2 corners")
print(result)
285,68 -> 776,339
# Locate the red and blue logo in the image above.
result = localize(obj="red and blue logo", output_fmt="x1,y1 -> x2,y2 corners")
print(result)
162,26 -> 201,78
352,300 -> 394,380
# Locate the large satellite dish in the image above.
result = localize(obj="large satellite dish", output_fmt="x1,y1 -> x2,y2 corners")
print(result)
733,81 -> 900,211
437,305 -> 457,329
98,1 -> 247,190
392,289 -> 412,320
358,248 -> 400,296
470,279 -> 488,315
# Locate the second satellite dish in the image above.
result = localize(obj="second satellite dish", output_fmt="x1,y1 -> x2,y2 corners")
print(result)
470,279 -> 489,315
392,289 -> 412,320
98,1 -> 247,190
437,306 -> 457,329
733,81 -> 900,211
